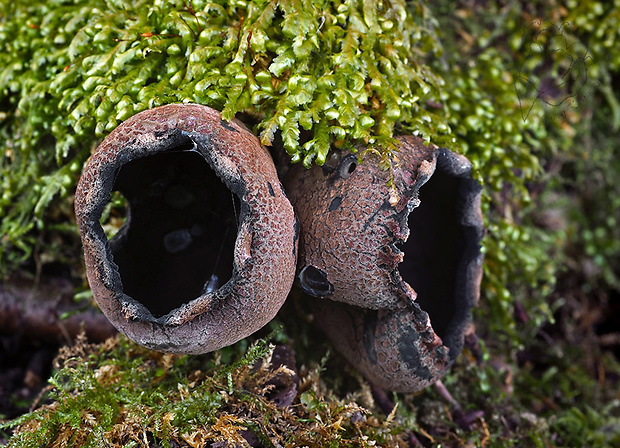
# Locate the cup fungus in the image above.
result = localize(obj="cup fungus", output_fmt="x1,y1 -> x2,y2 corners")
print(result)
75,104 -> 298,354
285,136 -> 484,392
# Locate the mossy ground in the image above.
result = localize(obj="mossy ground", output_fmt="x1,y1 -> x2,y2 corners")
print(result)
1,327 -> 408,448
1,294 -> 619,447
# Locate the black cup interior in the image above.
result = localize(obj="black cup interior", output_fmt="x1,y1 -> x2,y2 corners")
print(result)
397,164 -> 480,353
109,144 -> 239,318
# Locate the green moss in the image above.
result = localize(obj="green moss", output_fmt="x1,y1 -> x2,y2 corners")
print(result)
387,337 -> 620,447
424,0 -> 620,350
0,332 -> 410,447
0,0 -> 447,272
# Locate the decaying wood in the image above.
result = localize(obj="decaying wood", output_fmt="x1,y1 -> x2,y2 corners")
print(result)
0,275 -> 116,343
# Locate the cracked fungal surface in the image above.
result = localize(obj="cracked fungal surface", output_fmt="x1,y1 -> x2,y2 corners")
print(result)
75,104 -> 298,354
285,136 -> 484,392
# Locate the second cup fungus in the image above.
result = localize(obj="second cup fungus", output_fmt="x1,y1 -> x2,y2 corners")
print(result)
285,136 -> 484,392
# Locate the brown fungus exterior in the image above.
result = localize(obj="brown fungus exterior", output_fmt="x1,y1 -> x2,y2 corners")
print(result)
75,104 -> 298,354
285,136 -> 484,392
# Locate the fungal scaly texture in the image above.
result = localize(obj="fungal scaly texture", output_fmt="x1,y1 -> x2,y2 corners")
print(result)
285,136 -> 484,392
75,103 -> 297,354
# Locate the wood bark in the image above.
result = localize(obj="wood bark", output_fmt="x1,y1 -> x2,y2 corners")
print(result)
0,275 -> 116,343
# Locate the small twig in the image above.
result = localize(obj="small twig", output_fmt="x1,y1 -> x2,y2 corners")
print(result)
178,13 -> 198,41
434,379 -> 485,430
29,384 -> 54,412
183,0 -> 203,35
369,382 -> 395,415
434,379 -> 461,411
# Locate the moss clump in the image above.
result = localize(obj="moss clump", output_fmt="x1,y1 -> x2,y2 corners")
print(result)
399,338 -> 620,447
4,305 -> 620,448
0,332 -> 408,447
426,0 -> 620,350
0,0 -> 446,271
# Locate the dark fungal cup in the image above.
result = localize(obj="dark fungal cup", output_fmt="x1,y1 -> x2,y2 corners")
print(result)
284,136 -> 484,392
109,144 -> 238,318
75,104 -> 298,354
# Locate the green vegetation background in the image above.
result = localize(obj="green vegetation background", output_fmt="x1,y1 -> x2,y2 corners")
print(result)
1,0 -> 619,446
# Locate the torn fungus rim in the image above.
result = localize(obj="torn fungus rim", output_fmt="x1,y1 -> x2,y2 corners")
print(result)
75,104 -> 298,354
